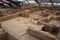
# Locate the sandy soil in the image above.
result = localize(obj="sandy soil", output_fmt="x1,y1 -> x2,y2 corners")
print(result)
1,17 -> 40,40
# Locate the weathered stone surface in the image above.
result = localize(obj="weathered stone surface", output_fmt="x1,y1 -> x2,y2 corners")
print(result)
29,11 -> 42,20
0,28 -> 8,40
54,11 -> 60,16
49,20 -> 60,27
42,24 -> 59,35
27,27 -> 56,40
53,16 -> 60,21
0,12 -> 21,22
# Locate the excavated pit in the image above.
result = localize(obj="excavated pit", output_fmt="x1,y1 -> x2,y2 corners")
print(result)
0,6 -> 60,40
42,24 -> 59,35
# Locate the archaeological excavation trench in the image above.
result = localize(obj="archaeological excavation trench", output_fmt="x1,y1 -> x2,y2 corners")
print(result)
0,7 -> 60,40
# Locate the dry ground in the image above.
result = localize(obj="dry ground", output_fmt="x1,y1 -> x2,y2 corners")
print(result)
0,6 -> 60,40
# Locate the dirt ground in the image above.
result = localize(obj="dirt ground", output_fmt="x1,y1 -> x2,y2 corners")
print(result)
1,17 -> 40,40
0,5 -> 60,40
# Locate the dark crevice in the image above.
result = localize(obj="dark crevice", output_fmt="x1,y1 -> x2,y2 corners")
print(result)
42,25 -> 59,35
